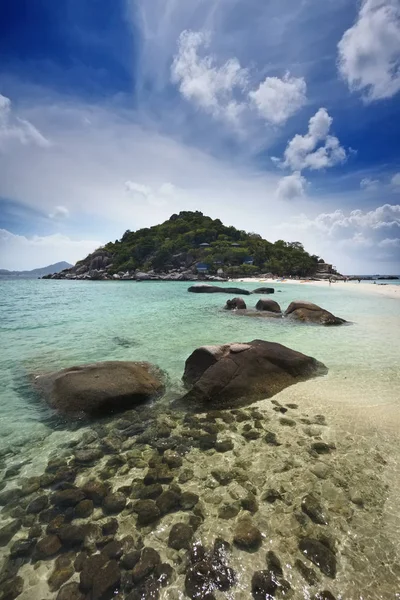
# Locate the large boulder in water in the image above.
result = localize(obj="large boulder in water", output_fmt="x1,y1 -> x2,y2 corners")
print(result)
181,340 -> 327,407
255,299 -> 281,313
225,297 -> 247,310
253,287 -> 275,294
284,301 -> 346,326
34,361 -> 165,416
188,285 -> 251,296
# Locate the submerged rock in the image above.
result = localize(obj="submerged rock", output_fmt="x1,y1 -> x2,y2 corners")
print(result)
0,576 -> 23,600
284,301 -> 346,326
168,523 -> 193,550
233,519 -> 262,551
255,299 -> 281,313
298,537 -> 337,578
182,340 -> 327,407
301,494 -> 328,525
33,361 -> 165,416
56,582 -> 85,600
253,287 -> 275,294
0,520 -> 21,547
251,570 -> 278,600
224,297 -> 247,310
188,285 -> 251,295
34,534 -> 62,559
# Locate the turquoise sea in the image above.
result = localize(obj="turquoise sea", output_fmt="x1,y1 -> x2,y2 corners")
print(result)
0,279 -> 399,599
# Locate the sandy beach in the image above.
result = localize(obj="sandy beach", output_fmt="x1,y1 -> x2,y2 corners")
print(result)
231,277 -> 400,300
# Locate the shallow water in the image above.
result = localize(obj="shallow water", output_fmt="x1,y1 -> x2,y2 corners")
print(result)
0,280 -> 399,599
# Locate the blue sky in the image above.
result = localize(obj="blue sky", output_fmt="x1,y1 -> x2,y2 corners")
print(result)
0,0 -> 399,272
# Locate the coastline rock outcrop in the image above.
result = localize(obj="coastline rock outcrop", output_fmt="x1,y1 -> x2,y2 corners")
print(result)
224,298 -> 247,310
284,301 -> 346,326
188,285 -> 251,295
182,340 -> 327,407
255,299 -> 281,313
33,361 -> 165,416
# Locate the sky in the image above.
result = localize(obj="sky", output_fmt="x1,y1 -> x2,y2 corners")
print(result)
0,0 -> 399,274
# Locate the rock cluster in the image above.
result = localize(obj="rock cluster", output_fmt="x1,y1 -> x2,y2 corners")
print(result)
0,351 -> 392,599
224,298 -> 346,325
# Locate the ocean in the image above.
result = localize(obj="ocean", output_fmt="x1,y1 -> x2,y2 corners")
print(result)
0,279 -> 399,599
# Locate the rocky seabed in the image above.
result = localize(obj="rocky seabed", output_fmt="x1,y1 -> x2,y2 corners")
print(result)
0,399 -> 398,600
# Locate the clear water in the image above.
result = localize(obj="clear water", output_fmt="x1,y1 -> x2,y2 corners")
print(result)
1,280 -> 399,444
0,280 -> 399,599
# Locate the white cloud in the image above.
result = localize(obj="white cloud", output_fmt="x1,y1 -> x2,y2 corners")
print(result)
391,172 -> 400,189
49,205 -> 70,219
281,204 -> 400,238
277,203 -> 400,271
282,108 -> 347,171
360,177 -> 380,191
171,30 -> 248,123
171,31 -> 307,129
0,94 -> 50,149
0,229 -> 101,271
338,0 -> 400,101
125,180 -> 177,207
276,172 -> 308,201
249,73 -> 307,125
379,237 -> 400,248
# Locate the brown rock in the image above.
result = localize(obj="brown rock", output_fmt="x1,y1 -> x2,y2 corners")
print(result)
284,301 -> 346,326
224,297 -> 247,310
56,582 -> 85,600
34,535 -> 62,559
75,499 -> 94,518
48,567 -> 74,592
102,493 -> 126,515
233,519 -> 262,550
33,361 -> 165,416
81,481 -> 109,506
255,299 -> 281,313
182,340 -> 327,407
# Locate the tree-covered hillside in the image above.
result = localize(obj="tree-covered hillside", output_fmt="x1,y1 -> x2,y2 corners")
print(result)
98,211 -> 324,277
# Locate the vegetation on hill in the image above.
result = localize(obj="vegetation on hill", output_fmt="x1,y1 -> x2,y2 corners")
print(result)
94,211 -> 325,277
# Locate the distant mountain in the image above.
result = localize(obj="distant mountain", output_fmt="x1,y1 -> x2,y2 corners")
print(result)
0,261 -> 73,279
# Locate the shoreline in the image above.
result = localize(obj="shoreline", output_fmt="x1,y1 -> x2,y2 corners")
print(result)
230,277 -> 400,300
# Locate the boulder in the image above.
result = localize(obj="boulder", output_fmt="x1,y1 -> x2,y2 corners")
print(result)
188,285 -> 251,295
135,272 -> 153,281
181,340 -> 327,407
225,297 -> 247,310
253,287 -> 275,294
33,361 -> 165,416
284,301 -> 346,326
255,299 -> 281,313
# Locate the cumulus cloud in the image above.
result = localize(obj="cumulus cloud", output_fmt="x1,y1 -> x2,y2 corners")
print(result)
171,31 -> 307,127
338,0 -> 400,101
282,108 -> 347,171
0,94 -> 50,149
249,73 -> 307,125
0,229 -> 101,271
49,205 -> 70,219
171,30 -> 248,123
278,203 -> 400,270
275,172 -> 307,201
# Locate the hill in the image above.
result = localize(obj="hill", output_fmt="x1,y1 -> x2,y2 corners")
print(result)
44,212 -> 332,280
0,261 -> 73,279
